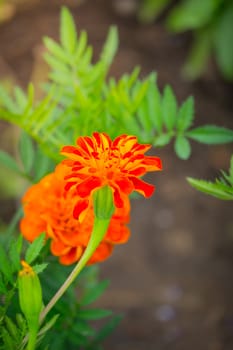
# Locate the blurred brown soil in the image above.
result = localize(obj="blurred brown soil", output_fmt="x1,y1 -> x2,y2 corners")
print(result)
0,1 -> 233,349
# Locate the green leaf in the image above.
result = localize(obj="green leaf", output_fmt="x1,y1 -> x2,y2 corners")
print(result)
9,234 -> 23,271
60,7 -> 77,53
167,0 -> 219,32
174,136 -> 191,159
5,316 -> 19,340
44,52 -> 70,73
153,133 -> 172,147
33,147 -> 54,182
229,155 -> 233,182
78,308 -> 112,320
0,86 -> 18,113
182,29 -> 212,80
177,96 -> 194,131
187,177 -> 233,200
0,150 -> 21,173
32,263 -> 48,274
6,207 -> 23,236
19,131 -> 35,173
1,328 -> 15,350
38,314 -> 60,338
25,233 -> 46,264
0,245 -> 13,283
14,86 -> 28,111
43,37 -> 70,64
100,26 -> 118,66
214,3 -> 233,80
80,280 -> 109,306
162,85 -> 177,131
187,125 -> 233,144
0,273 -> 7,293
147,76 -> 163,133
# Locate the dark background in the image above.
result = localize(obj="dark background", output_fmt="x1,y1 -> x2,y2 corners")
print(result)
0,1 -> 233,349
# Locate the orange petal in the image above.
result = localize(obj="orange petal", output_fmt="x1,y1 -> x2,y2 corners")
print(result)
76,176 -> 102,197
130,176 -> 155,197
73,199 -> 89,220
59,246 -> 83,265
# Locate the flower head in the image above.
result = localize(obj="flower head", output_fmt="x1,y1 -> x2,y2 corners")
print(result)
60,132 -> 162,220
20,167 -> 130,265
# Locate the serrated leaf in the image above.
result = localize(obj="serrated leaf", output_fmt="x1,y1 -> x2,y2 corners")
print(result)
0,150 -> 21,173
187,177 -> 233,200
80,280 -> 109,306
19,131 -> 35,173
174,135 -> 191,159
187,125 -> 233,144
78,308 -> 112,320
60,7 -> 77,53
177,96 -> 194,131
25,233 -> 46,264
162,85 -> 177,131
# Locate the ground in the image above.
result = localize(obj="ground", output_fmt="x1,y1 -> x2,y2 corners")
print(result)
0,1 -> 233,349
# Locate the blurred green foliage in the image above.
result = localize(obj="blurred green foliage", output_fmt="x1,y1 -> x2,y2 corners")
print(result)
138,0 -> 233,81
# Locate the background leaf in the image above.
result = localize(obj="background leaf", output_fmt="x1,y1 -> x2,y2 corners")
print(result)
162,85 -> 177,131
60,6 -> 77,53
19,131 -> 35,173
187,125 -> 233,144
187,177 -> 233,200
177,96 -> 194,131
214,2 -> 233,80
174,136 -> 191,159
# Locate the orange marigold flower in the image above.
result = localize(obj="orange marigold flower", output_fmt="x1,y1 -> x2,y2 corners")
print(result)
20,167 -> 130,265
60,132 -> 162,220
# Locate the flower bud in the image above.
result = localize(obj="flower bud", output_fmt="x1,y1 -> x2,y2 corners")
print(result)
93,186 -> 114,220
18,261 -> 43,326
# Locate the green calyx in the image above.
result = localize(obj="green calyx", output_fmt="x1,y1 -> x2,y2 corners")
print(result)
93,186 -> 114,220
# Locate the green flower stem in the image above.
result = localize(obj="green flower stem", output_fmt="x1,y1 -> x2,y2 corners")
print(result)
39,217 -> 110,323
27,320 -> 39,350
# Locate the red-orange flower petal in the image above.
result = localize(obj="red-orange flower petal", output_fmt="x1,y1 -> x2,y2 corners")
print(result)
59,132 -> 162,220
